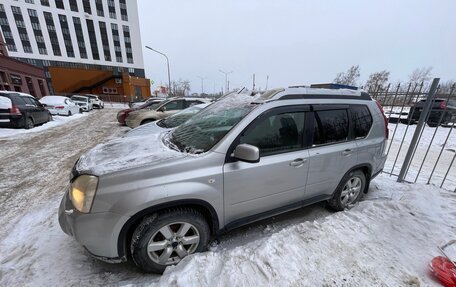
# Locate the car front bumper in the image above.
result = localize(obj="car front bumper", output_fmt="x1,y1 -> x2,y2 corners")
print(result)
58,188 -> 129,261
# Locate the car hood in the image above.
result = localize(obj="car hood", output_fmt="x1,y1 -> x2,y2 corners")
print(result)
124,121 -> 169,138
76,132 -> 185,176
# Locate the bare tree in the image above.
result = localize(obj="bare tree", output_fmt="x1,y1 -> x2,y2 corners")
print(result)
409,67 -> 433,84
171,79 -> 191,97
365,70 -> 390,92
334,65 -> 360,86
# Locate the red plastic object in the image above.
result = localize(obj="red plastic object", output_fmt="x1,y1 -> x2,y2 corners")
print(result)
430,256 -> 456,287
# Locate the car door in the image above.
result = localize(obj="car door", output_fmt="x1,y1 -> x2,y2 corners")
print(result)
22,97 -> 42,123
305,105 -> 358,199
33,98 -> 49,123
223,106 -> 310,224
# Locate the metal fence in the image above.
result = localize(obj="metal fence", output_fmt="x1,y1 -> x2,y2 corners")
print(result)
368,79 -> 456,191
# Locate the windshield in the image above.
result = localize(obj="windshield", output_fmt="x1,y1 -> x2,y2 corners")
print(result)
72,96 -> 87,102
168,94 -> 257,154
157,105 -> 205,128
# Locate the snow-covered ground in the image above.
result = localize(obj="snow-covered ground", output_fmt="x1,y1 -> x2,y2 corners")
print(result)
0,113 -> 88,138
0,109 -> 455,286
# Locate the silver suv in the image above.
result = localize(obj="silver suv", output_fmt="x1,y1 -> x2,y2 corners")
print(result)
59,85 -> 388,273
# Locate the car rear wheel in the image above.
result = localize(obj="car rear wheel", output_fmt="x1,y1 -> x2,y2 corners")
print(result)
131,208 -> 210,274
25,117 -> 34,129
327,170 -> 366,211
68,110 -> 72,116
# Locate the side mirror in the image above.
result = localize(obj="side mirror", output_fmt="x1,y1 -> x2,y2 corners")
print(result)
233,144 -> 260,163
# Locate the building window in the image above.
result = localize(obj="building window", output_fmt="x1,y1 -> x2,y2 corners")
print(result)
111,23 -> 122,63
40,0 -> 50,6
44,11 -> 61,56
69,0 -> 78,12
58,14 -> 75,58
99,21 -> 111,61
82,0 -> 91,14
73,16 -> 87,59
108,0 -> 116,19
95,0 -> 104,16
123,25 -> 133,64
86,19 -> 100,60
25,0 -> 35,3
119,0 -> 128,21
55,0 -> 64,9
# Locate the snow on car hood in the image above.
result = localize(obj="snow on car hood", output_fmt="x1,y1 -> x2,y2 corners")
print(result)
76,132 -> 184,175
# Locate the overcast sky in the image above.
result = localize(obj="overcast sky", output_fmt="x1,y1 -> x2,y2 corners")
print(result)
137,0 -> 455,93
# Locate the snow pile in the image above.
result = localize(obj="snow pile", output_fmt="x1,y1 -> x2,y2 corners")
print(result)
77,132 -> 184,175
104,102 -> 130,109
154,175 -> 455,287
0,113 -> 88,138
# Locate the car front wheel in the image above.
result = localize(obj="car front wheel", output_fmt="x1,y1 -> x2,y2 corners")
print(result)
131,208 -> 210,274
327,170 -> 366,211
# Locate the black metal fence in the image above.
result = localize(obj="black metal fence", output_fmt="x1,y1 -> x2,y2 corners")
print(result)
368,79 -> 456,191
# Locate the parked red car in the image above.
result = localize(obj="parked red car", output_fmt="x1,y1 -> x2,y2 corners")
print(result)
116,99 -> 164,125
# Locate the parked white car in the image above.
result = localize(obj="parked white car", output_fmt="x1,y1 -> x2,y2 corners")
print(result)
71,95 -> 93,112
40,95 -> 81,116
86,94 -> 104,109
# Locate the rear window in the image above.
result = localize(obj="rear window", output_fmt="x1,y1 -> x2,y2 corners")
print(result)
72,96 -> 87,102
350,105 -> 373,138
313,109 -> 349,146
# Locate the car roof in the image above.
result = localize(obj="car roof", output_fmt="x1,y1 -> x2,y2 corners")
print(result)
0,90 -> 35,97
254,86 -> 370,103
71,95 -> 88,99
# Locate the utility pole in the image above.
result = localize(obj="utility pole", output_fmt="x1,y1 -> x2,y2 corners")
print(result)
252,73 -> 255,91
197,76 -> 207,94
265,75 -> 269,90
145,46 -> 171,96
219,69 -> 233,93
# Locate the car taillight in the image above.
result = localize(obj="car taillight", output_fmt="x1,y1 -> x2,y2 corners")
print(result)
10,105 -> 21,115
375,100 -> 389,140
55,106 -> 65,109
439,101 -> 446,109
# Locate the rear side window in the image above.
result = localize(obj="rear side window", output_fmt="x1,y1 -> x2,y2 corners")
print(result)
313,110 -> 349,146
23,97 -> 37,106
164,100 -> 184,111
11,95 -> 26,106
350,105 -> 372,139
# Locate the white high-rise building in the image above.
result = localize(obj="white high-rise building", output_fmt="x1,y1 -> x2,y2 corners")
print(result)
0,0 -> 145,93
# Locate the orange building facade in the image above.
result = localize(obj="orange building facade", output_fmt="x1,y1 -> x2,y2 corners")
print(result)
47,66 -> 151,101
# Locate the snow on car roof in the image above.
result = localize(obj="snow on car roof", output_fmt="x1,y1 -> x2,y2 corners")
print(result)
40,96 -> 69,103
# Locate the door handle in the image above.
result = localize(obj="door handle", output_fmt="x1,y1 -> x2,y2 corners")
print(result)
289,158 -> 307,167
342,149 -> 352,156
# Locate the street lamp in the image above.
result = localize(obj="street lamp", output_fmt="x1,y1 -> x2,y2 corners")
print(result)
219,69 -> 233,93
145,46 -> 171,96
197,76 -> 207,94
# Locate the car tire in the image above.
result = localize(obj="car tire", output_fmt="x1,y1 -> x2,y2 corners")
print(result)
131,208 -> 210,274
68,111 -> 72,116
48,113 -> 53,122
25,117 -> 34,129
427,122 -> 438,128
327,170 -> 366,211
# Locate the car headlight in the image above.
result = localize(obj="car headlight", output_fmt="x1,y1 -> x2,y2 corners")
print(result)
70,175 -> 98,213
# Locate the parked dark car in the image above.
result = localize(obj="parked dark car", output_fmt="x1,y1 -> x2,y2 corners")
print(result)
406,99 -> 456,127
0,91 -> 52,129
116,99 -> 164,125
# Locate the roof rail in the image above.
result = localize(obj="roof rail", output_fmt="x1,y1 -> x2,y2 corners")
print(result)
309,83 -> 358,90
